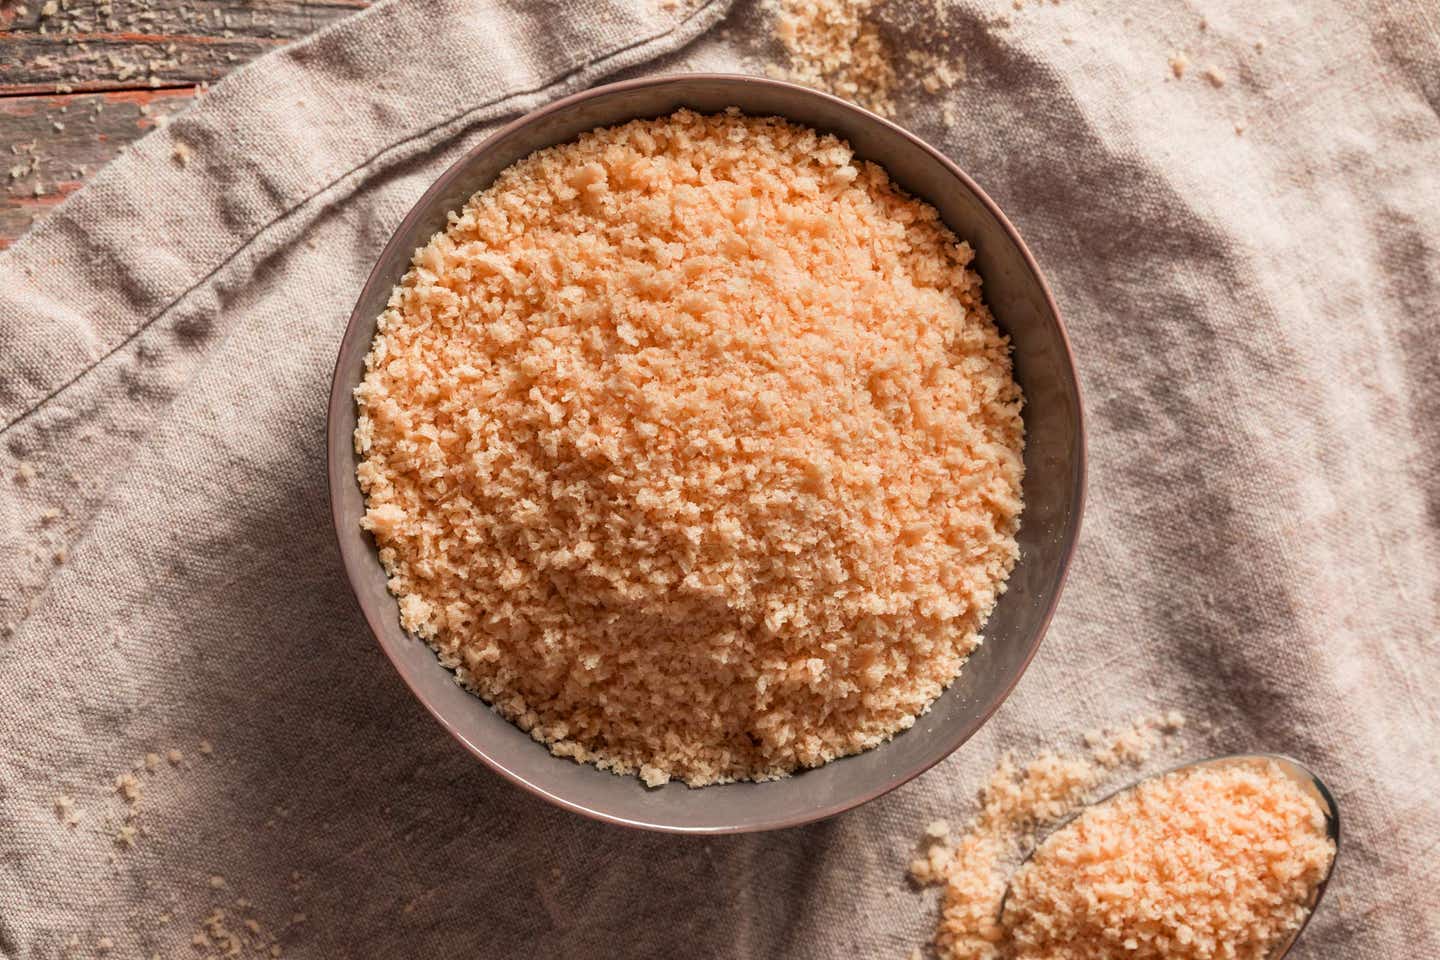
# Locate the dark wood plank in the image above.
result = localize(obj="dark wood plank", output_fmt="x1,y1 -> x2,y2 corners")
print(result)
1,87 -> 193,247
0,34 -> 283,94
0,0 -> 370,248
1,0 -> 368,94
3,0 -> 368,39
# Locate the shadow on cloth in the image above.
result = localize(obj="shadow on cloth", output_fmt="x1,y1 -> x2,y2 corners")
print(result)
149,449 -> 853,959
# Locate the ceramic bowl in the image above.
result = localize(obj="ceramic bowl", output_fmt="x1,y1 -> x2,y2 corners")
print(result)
327,73 -> 1085,833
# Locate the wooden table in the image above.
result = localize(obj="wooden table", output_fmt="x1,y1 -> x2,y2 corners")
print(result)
0,0 -> 368,249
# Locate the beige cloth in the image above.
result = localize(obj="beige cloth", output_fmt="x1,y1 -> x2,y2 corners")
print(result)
2,0 -> 1437,956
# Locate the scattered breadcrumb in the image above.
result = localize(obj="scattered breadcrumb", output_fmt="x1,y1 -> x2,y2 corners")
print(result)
166,748 -> 184,765
190,895 -> 288,956
1085,715 -> 1171,768
768,0 -> 964,115
770,0 -> 897,113
910,714 -> 1185,959
199,739 -> 214,755
54,793 -> 80,826
905,47 -> 965,95
94,936 -> 113,954
1169,53 -> 1188,78
209,874 -> 226,889
1003,759 -> 1335,959
195,909 -> 242,956
115,823 -> 138,849
171,142 -> 192,167
114,772 -> 141,804
355,109 -> 1024,787
1203,65 -> 1226,87
16,461 -> 38,483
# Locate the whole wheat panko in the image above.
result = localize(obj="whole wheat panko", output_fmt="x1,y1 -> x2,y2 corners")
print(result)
354,109 -> 1024,786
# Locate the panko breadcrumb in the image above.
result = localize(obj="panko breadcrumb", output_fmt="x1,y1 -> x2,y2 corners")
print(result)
769,0 -> 965,115
771,0 -> 897,113
911,715 -> 1185,959
1004,759 -> 1335,959
354,109 -> 1024,786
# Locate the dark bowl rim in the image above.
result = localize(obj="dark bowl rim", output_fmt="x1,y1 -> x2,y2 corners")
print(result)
325,71 -> 1088,834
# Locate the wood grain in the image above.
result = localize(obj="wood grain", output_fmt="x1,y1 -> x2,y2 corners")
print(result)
1,88 -> 192,244
0,0 -> 368,93
0,0 -> 368,248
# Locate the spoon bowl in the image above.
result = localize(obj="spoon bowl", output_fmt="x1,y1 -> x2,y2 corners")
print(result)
1005,753 -> 1340,959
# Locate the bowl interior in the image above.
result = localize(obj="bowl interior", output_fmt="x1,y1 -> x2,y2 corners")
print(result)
327,75 -> 1083,833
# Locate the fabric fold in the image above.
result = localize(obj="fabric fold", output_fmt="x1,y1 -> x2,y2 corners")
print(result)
0,1 -> 1435,958
0,0 -> 732,432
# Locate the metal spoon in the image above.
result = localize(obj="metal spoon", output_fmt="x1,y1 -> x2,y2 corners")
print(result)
1001,753 -> 1340,959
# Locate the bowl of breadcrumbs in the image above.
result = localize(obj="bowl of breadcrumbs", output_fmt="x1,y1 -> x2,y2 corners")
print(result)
327,74 -> 1084,832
